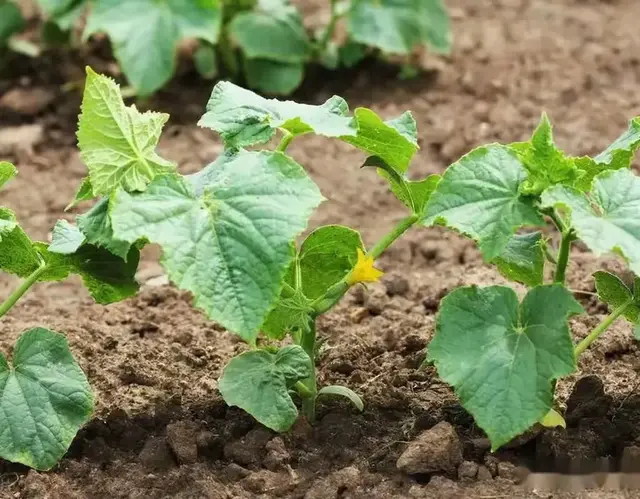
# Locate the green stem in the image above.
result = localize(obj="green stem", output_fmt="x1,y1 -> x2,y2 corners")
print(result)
0,261 -> 47,319
554,230 -> 574,285
319,0 -> 340,51
574,299 -> 632,357
312,214 -> 418,315
276,132 -> 294,153
298,320 -> 318,422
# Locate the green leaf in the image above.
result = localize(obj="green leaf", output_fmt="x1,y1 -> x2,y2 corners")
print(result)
0,161 -> 17,189
593,271 -> 639,323
229,0 -> 310,63
594,118 -> 640,171
0,207 -> 17,241
262,287 -> 313,340
339,40 -> 368,68
493,232 -> 545,287
509,113 -> 581,195
387,111 -> 418,145
243,58 -> 305,95
541,169 -> 640,275
77,198 -> 132,260
65,177 -> 95,210
318,385 -> 364,412
297,225 -> 364,300
428,284 -> 583,450
49,220 -> 86,254
110,150 -> 324,341
218,345 -> 312,431
194,43 -> 218,80
342,108 -> 419,174
365,156 -> 439,216
0,214 -> 139,304
39,0 -> 85,31
0,1 -> 24,46
77,68 -> 176,195
348,0 -> 451,55
424,145 -> 545,260
198,81 -> 355,148
84,0 -> 221,95
0,327 -> 93,470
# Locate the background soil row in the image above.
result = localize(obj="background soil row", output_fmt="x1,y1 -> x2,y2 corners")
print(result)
2,0 -> 640,497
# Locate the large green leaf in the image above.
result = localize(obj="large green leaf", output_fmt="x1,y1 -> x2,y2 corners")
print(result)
348,0 -> 451,55
243,58 -> 305,95
0,1 -> 24,46
0,161 -> 17,189
110,150 -> 324,341
229,0 -> 310,63
493,232 -> 545,287
428,284 -> 583,450
84,0 -> 221,95
198,81 -> 355,148
541,169 -> 640,275
77,198 -> 132,260
424,145 -> 544,260
509,113 -> 581,195
0,328 -> 93,470
77,68 -> 176,196
219,345 -> 312,431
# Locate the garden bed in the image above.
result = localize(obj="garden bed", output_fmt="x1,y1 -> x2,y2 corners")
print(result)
2,0 -> 640,497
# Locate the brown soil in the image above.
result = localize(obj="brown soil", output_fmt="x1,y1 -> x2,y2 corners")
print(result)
2,0 -> 640,497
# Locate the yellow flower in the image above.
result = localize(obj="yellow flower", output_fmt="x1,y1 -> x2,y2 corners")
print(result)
347,248 -> 384,285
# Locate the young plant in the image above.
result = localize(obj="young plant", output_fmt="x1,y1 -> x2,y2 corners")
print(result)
3,0 -> 451,96
67,67 -> 437,431
0,161 -> 140,470
425,114 -> 640,450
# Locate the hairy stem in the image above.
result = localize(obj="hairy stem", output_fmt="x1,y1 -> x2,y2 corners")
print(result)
574,299 -> 632,357
0,261 -> 47,319
312,214 -> 418,315
298,320 -> 318,422
554,230 -> 574,284
276,132 -> 294,153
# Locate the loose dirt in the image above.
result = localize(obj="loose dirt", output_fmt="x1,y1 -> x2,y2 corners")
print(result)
2,0 -> 640,497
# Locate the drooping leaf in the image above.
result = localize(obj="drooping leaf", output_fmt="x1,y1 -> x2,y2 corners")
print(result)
364,156 -> 440,216
387,111 -> 418,145
541,169 -> 640,275
77,68 -> 176,195
77,198 -> 132,260
0,1 -> 24,46
0,161 -> 17,189
243,58 -> 305,95
539,408 -> 566,429
0,328 -> 93,470
593,271 -> 639,323
424,145 -> 544,260
508,113 -> 581,195
348,0 -> 451,55
342,108 -> 419,174
198,81 -> 355,148
49,220 -> 86,254
229,0 -> 311,63
428,284 -> 583,450
0,214 -> 139,304
110,150 -> 324,341
318,385 -> 364,412
297,225 -> 364,300
84,0 -> 221,95
218,345 -> 312,431
493,232 -> 545,287
594,118 -> 640,171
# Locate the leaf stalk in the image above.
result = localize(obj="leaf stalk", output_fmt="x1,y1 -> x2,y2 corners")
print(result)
574,299 -> 632,357
0,259 -> 47,319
